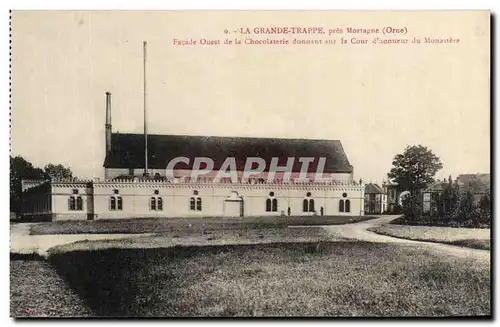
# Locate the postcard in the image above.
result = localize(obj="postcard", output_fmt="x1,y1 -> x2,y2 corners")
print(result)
10,10 -> 491,318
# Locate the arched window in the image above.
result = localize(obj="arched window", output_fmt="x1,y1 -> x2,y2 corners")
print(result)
76,196 -> 83,211
303,199 -> 309,212
266,198 -> 272,212
339,200 -> 345,212
110,197 -> 116,210
157,197 -> 163,211
150,197 -> 156,211
68,197 -> 76,211
190,190 -> 202,211
309,199 -> 315,212
117,196 -> 123,210
345,199 -> 351,213
272,198 -> 278,212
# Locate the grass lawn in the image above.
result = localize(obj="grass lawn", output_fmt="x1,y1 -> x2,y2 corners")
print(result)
48,241 -> 490,317
390,216 -> 490,229
29,215 -> 375,235
369,225 -> 490,250
10,254 -> 92,317
48,226 -> 340,253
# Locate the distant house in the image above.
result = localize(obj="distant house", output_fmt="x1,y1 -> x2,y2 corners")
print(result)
364,183 -> 387,214
421,181 -> 450,216
422,173 -> 490,216
382,182 -> 409,213
456,173 -> 490,199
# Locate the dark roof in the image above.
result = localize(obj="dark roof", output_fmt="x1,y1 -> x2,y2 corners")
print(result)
457,173 -> 490,194
103,133 -> 353,173
365,183 -> 385,194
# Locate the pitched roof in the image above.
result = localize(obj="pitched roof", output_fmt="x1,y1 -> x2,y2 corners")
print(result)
423,181 -> 449,192
457,173 -> 490,194
103,133 -> 353,173
365,183 -> 385,194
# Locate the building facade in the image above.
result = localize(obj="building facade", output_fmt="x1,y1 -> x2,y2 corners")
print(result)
21,178 -> 365,221
20,92 -> 365,221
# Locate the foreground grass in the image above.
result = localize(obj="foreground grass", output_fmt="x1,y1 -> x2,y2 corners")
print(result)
49,226 -> 339,253
10,254 -> 92,317
49,242 -> 490,317
369,225 -> 490,250
29,215 -> 375,235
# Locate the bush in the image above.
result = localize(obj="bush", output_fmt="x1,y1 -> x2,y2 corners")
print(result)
402,194 -> 422,221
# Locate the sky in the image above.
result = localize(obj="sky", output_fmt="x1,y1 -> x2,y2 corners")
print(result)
10,11 -> 490,184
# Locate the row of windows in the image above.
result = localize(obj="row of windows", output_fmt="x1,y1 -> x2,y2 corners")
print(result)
68,195 -> 351,213
190,197 -> 203,211
339,199 -> 351,213
150,197 -> 163,211
68,196 -> 83,211
265,198 -> 278,212
109,196 -> 123,211
272,198 -> 351,213
302,199 -> 316,212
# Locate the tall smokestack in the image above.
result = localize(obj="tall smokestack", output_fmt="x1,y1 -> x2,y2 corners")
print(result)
143,41 -> 149,177
105,91 -> 112,154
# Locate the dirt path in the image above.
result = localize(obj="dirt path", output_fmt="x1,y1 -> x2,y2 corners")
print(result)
10,223 -> 153,257
10,216 -> 491,266
319,215 -> 490,265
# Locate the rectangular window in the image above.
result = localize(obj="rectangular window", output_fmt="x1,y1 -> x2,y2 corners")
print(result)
272,199 -> 278,212
266,199 -> 272,212
68,197 -> 76,211
76,196 -> 83,211
150,197 -> 156,211
110,197 -> 116,210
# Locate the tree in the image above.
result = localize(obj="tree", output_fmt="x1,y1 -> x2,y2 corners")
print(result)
441,175 -> 460,216
10,156 -> 44,214
457,190 -> 475,222
387,145 -> 443,195
478,192 -> 491,225
10,156 -> 74,215
43,163 -> 73,180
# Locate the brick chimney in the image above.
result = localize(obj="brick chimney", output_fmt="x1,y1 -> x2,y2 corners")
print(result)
105,92 -> 112,154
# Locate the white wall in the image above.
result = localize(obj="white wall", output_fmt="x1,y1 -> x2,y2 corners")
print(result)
91,181 -> 364,219
23,180 -> 365,221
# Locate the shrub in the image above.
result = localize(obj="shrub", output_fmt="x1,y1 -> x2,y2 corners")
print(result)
402,194 -> 422,221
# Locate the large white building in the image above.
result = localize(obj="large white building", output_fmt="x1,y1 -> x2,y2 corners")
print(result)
21,92 -> 365,221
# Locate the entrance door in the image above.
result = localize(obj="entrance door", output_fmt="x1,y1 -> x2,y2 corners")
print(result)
223,191 -> 244,217
224,200 -> 243,217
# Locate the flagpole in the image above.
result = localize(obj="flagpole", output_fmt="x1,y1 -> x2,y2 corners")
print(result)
143,41 -> 149,177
